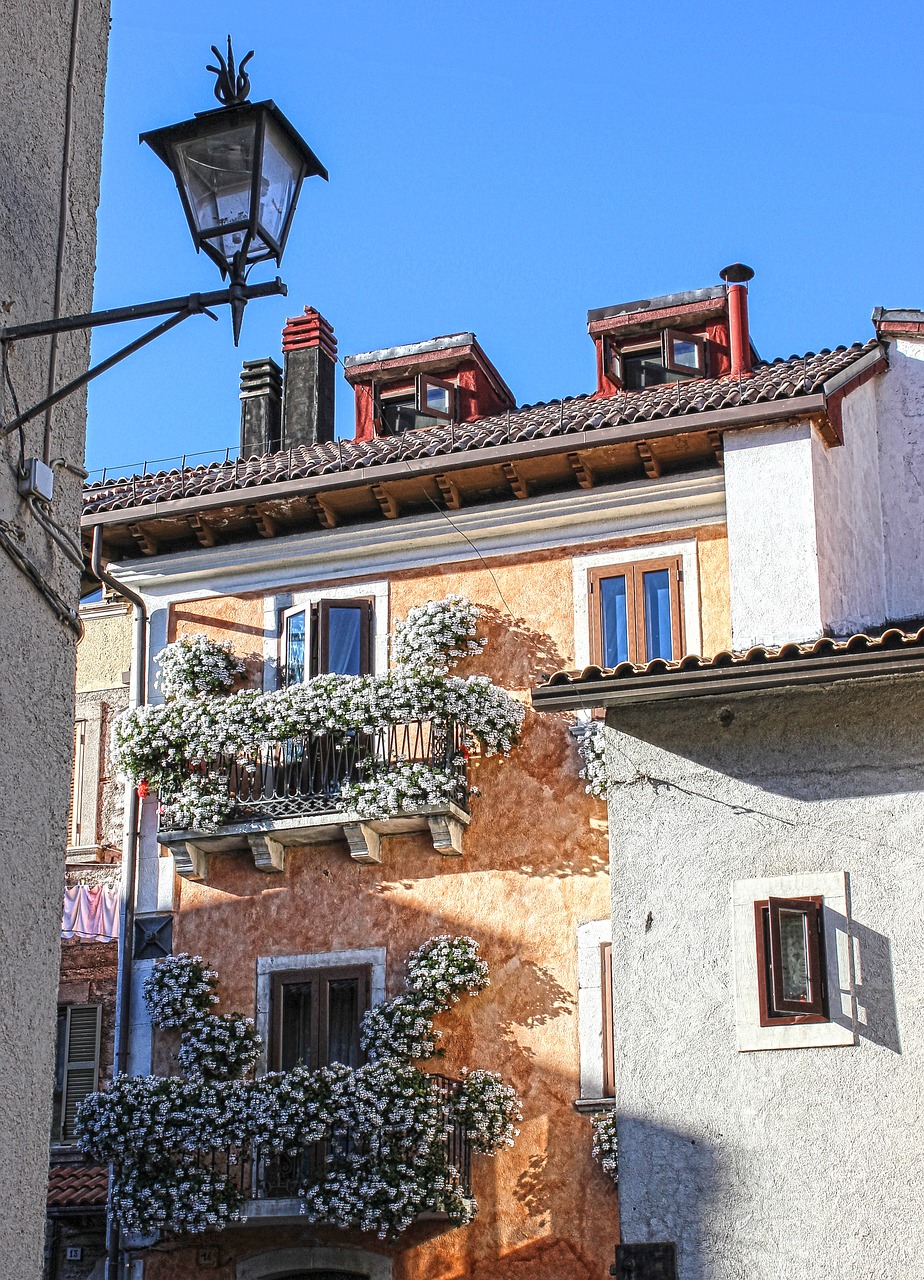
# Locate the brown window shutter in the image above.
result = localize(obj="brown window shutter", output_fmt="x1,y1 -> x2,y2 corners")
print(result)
61,1004 -> 101,1140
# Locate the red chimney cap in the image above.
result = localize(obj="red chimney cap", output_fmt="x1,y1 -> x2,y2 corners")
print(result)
282,306 -> 338,361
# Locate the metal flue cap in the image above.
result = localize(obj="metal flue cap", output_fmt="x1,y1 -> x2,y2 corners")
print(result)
720,262 -> 755,284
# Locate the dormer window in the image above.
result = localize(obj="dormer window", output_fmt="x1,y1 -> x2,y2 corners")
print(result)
377,375 -> 457,434
607,329 -> 707,390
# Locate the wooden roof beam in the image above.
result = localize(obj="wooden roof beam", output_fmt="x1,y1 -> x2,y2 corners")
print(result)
129,524 -> 158,556
308,495 -> 338,529
188,513 -> 215,548
501,461 -> 529,499
567,452 -> 595,489
435,473 -> 462,510
247,504 -> 277,538
371,483 -> 400,519
637,441 -> 661,479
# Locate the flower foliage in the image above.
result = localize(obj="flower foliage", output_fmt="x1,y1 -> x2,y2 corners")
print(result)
143,954 -> 218,1029
576,723 -> 608,798
591,1111 -> 618,1182
157,634 -> 244,701
112,596 -> 524,831
391,594 -> 486,674
340,761 -> 464,821
179,1014 -> 262,1082
77,938 -> 520,1240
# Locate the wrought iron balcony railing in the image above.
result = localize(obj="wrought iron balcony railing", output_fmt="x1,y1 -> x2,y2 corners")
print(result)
157,718 -> 472,876
224,718 -> 468,822
203,1073 -> 471,1215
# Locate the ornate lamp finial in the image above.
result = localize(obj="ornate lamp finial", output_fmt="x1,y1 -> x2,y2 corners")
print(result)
206,37 -> 254,107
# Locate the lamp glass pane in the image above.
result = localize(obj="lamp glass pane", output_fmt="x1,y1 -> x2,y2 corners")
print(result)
172,121 -> 257,262
259,117 -> 303,251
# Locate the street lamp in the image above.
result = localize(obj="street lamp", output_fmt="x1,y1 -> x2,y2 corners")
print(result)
0,39 -> 326,440
141,41 -> 327,342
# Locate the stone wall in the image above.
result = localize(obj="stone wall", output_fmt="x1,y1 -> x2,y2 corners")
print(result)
0,2 -> 108,1276
603,674 -> 924,1279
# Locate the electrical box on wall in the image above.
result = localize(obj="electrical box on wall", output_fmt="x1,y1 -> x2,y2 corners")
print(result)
18,457 -> 54,502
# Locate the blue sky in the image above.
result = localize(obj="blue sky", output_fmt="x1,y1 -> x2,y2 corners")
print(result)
86,0 -> 924,478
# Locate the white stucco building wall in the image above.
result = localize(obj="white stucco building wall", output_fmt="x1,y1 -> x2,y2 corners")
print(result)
0,4 -> 108,1276
603,673 -> 924,1279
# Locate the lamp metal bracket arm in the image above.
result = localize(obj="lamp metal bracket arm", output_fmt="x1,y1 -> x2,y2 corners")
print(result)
0,277 -> 287,437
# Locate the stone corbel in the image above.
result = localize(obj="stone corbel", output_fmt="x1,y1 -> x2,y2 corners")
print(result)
173,841 -> 208,882
427,813 -> 464,856
342,823 -> 382,865
247,833 -> 286,873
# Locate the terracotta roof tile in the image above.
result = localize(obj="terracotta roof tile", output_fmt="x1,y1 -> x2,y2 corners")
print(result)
532,627 -> 924,708
82,342 -> 880,517
48,1163 -> 109,1208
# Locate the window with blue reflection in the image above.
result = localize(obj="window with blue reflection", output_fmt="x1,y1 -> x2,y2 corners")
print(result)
285,610 -> 306,685
643,569 -> 674,661
327,606 -> 363,675
600,575 -> 630,666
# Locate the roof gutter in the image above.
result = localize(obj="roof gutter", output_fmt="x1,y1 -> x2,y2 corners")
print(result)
530,643 -> 924,713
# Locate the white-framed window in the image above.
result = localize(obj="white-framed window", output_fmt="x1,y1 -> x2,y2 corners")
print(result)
576,920 -> 615,1103
732,871 -> 855,1052
255,948 -> 386,1076
572,540 -> 702,676
263,581 -> 389,690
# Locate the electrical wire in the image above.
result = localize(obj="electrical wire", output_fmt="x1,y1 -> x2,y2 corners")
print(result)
0,519 -> 82,637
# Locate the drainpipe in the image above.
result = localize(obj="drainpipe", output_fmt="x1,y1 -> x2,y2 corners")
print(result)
89,526 -> 147,1280
720,262 -> 755,377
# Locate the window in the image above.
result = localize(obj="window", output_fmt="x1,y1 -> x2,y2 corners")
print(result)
732,872 -> 853,1052
588,557 -> 683,666
67,719 -> 87,847
52,1004 -> 101,1143
374,376 -> 457,434
605,330 -> 707,390
600,941 -> 615,1098
282,599 -> 373,684
270,966 -> 370,1071
755,897 -> 828,1025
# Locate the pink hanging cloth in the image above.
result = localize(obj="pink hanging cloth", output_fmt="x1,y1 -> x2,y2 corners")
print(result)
62,884 -> 120,942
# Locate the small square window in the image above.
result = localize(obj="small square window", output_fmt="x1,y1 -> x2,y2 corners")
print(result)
663,329 -> 705,376
417,374 -> 456,421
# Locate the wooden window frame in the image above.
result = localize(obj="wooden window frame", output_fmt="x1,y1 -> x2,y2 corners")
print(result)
600,941 -> 615,1098
662,328 -> 705,376
754,896 -> 828,1026
280,598 -> 374,685
588,555 -> 684,667
316,598 -> 373,677
269,965 -> 371,1072
416,374 -> 456,422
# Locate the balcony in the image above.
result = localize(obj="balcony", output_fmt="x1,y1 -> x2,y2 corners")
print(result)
157,719 -> 471,879
206,1073 -> 472,1225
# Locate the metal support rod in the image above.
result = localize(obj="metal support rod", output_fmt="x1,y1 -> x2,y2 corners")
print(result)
1,308 -> 195,436
0,276 -> 287,341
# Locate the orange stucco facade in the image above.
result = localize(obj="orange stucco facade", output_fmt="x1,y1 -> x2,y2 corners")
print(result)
147,523 -> 730,1280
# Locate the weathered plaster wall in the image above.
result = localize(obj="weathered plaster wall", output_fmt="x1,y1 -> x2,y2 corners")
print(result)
76,604 -> 133,694
0,3 -> 108,1276
723,421 -> 823,648
604,676 -> 924,1279
873,339 -> 924,623
811,379 -> 887,635
151,562 -> 616,1280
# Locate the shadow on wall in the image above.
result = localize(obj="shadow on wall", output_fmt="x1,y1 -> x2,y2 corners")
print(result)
616,1116 -> 718,1280
457,605 -> 567,689
849,916 -> 902,1053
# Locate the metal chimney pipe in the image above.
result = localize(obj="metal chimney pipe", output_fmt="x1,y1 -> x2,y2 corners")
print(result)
720,263 -> 755,377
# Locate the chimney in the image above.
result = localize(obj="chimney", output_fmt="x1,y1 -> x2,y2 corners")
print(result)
720,263 -> 754,377
281,307 -> 337,449
239,357 -> 282,457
